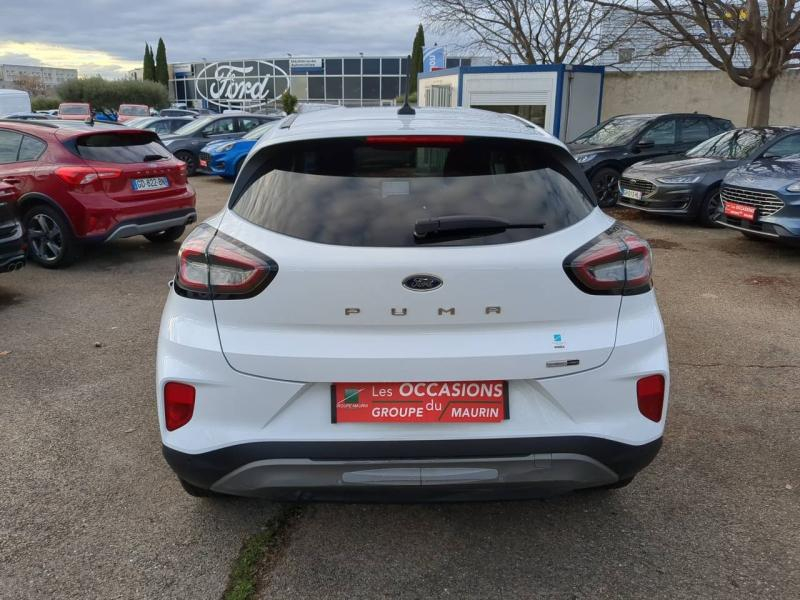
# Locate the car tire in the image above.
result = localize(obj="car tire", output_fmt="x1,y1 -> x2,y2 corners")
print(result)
24,204 -> 81,269
175,150 -> 197,176
144,225 -> 186,243
697,188 -> 723,227
590,167 -> 620,208
178,478 -> 220,498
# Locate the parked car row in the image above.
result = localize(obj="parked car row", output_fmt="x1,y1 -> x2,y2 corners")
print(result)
569,113 -> 800,244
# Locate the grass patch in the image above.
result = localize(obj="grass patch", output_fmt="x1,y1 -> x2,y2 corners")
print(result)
223,504 -> 304,600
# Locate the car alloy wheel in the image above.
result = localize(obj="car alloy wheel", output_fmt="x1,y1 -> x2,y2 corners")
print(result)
591,168 -> 620,208
698,189 -> 723,228
27,212 -> 64,263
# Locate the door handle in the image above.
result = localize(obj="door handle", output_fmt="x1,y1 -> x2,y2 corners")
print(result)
2,177 -> 21,185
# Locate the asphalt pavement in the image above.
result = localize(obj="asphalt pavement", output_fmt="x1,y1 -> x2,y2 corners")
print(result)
1,178 -> 798,599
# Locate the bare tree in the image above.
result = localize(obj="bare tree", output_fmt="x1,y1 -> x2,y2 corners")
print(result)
419,0 -> 646,65
590,1 -> 800,126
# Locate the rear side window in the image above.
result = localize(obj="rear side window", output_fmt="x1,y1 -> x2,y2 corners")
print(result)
73,132 -> 169,164
18,135 -> 46,161
231,137 -> 593,247
0,130 -> 22,164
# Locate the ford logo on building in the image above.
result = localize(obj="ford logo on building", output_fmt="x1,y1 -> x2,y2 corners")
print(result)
195,61 -> 290,110
402,274 -> 443,291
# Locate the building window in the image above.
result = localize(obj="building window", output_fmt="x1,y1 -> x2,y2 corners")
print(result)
325,59 -> 342,75
326,77 -> 343,100
363,58 -> 380,75
363,77 -> 380,99
381,77 -> 399,100
618,48 -> 635,63
308,77 -> 325,100
382,58 -> 399,75
446,58 -> 460,69
472,105 -> 547,128
343,59 -> 361,75
343,77 -> 361,99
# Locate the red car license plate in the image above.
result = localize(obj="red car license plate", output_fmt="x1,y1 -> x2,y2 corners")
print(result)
199,159 -> 208,167
332,381 -> 508,423
724,201 -> 756,221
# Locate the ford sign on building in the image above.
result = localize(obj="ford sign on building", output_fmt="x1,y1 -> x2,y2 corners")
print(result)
169,55 -> 482,111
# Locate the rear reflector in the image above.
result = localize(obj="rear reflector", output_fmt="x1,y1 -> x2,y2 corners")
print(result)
366,135 -> 465,145
563,223 -> 652,295
637,375 -> 665,422
164,382 -> 195,431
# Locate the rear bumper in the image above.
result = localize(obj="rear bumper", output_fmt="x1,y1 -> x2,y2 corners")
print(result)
97,208 -> 197,242
163,436 -> 662,500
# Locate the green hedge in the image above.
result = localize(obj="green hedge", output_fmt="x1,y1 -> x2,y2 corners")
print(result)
56,77 -> 169,110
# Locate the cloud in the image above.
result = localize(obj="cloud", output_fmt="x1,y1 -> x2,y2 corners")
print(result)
0,0 -> 433,77
0,42 -> 139,78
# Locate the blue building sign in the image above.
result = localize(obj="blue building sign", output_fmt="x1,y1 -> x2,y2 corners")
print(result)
423,47 -> 446,72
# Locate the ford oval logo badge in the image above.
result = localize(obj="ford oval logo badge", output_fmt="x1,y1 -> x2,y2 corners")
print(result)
403,274 -> 443,291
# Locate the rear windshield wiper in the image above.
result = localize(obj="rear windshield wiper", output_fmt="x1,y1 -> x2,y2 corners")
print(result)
143,154 -> 168,162
413,215 -> 545,243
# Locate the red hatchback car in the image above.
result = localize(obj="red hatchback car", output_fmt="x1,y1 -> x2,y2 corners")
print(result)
0,119 -> 196,267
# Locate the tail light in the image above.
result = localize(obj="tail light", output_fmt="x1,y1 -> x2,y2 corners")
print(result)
174,224 -> 278,300
164,382 -> 195,431
55,165 -> 122,187
637,374 -> 665,422
176,162 -> 188,184
563,224 -> 652,295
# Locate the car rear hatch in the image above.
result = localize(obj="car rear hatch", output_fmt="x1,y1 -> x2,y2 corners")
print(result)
209,135 -> 622,382
62,129 -> 189,201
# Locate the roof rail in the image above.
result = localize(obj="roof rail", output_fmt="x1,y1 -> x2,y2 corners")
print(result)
0,118 -> 59,128
280,113 -> 300,129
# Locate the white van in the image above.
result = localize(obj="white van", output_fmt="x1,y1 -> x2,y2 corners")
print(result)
0,89 -> 31,117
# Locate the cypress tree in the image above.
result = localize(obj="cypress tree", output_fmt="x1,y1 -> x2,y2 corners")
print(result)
409,25 -> 425,94
146,45 -> 157,82
155,38 -> 169,86
142,44 -> 153,81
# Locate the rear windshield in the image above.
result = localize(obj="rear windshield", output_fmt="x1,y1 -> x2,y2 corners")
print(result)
73,132 -> 170,164
230,137 -> 593,247
120,105 -> 149,116
59,104 -> 89,115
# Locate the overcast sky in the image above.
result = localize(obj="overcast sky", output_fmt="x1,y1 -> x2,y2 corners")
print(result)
0,0 -> 438,78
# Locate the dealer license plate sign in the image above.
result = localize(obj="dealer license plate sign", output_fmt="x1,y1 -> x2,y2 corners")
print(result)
332,381 -> 508,423
199,159 -> 208,167
132,176 -> 169,191
724,201 -> 756,221
621,188 -> 642,201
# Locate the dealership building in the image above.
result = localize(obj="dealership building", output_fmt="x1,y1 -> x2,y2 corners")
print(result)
168,55 -> 482,111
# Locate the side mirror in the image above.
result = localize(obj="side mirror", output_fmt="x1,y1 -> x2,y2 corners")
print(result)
633,140 -> 655,152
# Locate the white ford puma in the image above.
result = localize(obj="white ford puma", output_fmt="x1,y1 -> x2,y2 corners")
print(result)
157,106 -> 669,500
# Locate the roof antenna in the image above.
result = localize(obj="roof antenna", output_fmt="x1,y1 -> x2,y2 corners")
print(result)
398,54 -> 416,116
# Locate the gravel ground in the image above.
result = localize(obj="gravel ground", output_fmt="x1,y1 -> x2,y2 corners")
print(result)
1,178 -> 798,599
0,177 -> 278,600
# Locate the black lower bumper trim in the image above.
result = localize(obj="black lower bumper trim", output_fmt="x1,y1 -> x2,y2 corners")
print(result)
163,436 -> 663,491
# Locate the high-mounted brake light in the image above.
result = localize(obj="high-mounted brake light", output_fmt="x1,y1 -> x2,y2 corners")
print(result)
366,135 -> 465,145
164,382 -> 195,431
563,224 -> 652,295
55,165 -> 122,187
637,374 -> 665,422
174,224 -> 278,300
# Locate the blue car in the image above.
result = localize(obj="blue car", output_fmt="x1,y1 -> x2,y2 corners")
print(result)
718,130 -> 800,244
198,121 -> 279,179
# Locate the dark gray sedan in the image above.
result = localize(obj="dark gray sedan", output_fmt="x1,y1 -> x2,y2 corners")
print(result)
718,133 -> 800,244
160,113 -> 279,175
618,127 -> 798,226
